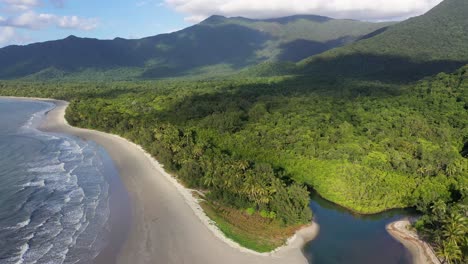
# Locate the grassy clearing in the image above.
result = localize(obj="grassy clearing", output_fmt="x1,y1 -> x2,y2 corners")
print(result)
201,201 -> 303,252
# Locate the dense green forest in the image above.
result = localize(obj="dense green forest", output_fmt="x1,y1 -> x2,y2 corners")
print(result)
0,0 -> 466,261
299,0 -> 468,82
1,65 -> 466,260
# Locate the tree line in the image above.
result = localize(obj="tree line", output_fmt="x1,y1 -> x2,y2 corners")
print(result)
0,66 -> 466,261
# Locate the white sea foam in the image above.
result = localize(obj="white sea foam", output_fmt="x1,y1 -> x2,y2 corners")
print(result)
21,180 -> 45,188
26,243 -> 53,264
28,163 -> 65,174
60,141 -> 71,148
62,206 -> 85,226
15,241 -> 30,264
3,219 -> 32,231
1,100 -> 114,264
19,102 -> 55,132
16,219 -> 31,229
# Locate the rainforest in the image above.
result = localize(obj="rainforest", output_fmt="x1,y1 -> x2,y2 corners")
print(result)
0,0 -> 467,263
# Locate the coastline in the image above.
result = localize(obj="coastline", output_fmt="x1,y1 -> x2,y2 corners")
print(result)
387,218 -> 441,264
1,96 -> 441,264
9,96 -> 319,264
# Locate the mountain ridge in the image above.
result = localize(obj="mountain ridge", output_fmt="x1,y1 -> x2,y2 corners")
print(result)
298,0 -> 468,81
0,14 -> 393,80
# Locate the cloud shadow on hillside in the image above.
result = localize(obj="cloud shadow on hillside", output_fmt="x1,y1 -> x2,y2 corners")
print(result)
300,53 -> 467,83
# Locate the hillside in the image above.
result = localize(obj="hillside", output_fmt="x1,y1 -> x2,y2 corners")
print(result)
0,15 -> 392,80
1,63 -> 466,221
299,0 -> 468,81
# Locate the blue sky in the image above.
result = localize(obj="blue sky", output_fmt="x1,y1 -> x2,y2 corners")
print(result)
0,0 -> 443,47
0,0 -> 191,46
45,0 -> 189,39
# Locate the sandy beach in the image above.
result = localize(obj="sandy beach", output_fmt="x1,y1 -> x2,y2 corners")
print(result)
32,98 -> 319,264
387,219 -> 441,264
1,96 -> 441,264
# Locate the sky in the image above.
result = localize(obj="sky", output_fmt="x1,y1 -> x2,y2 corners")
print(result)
0,0 -> 444,47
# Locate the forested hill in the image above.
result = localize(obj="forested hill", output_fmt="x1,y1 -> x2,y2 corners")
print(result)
298,0 -> 468,82
0,15 -> 392,80
0,64 -> 466,258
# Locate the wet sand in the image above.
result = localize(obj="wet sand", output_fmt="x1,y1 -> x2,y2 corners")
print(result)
3,96 -> 438,264
387,219 -> 441,264
37,99 -> 319,264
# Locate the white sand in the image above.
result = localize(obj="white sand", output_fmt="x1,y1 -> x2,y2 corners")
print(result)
387,219 -> 441,264
28,98 -> 319,264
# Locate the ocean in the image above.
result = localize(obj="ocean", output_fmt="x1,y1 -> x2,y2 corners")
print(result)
0,99 -> 121,264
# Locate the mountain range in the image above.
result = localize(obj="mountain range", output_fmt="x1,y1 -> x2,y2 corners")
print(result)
299,0 -> 468,81
0,15 -> 392,80
0,0 -> 466,81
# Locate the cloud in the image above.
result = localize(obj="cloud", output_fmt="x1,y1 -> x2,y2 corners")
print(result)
0,11 -> 98,30
49,0 -> 65,8
0,0 -> 96,46
56,15 -> 98,30
136,0 -> 165,8
165,0 -> 444,23
0,0 -> 97,31
0,0 -> 40,11
0,26 -> 16,44
0,25 -> 30,46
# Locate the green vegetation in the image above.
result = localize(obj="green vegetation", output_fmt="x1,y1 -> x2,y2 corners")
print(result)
0,0 -> 466,258
415,199 -> 467,263
201,202 -> 302,252
299,0 -> 468,81
1,66 -> 466,217
0,15 -> 391,80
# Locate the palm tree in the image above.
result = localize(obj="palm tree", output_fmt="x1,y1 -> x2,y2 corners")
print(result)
436,241 -> 462,264
192,144 -> 204,158
442,213 -> 467,246
203,172 -> 217,188
431,200 -> 447,221
237,160 -> 250,171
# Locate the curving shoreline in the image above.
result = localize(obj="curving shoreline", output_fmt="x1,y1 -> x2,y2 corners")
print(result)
1,96 -> 441,264
20,97 -> 319,264
387,219 -> 441,264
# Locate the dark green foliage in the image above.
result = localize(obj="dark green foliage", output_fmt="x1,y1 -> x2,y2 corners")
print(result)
0,0 -> 466,257
415,197 -> 467,263
0,15 -> 392,80
270,179 -> 312,224
0,68 -> 467,264
0,1 -> 466,257
299,0 -> 468,82
1,65 -> 466,220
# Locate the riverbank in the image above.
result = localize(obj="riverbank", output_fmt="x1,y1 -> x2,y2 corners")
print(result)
26,97 -> 319,264
387,219 -> 441,264
1,95 -> 441,264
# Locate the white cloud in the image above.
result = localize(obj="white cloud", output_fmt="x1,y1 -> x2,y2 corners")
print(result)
137,0 -> 165,8
0,0 -> 95,46
0,26 -> 16,44
56,15 -> 98,30
49,0 -> 65,8
0,26 -> 30,46
0,0 -> 40,12
0,11 -> 98,30
0,0 -> 96,32
165,0 -> 444,23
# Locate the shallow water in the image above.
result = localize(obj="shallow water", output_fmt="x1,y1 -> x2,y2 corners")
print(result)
0,98 -> 417,264
0,99 -> 122,264
304,192 -> 414,264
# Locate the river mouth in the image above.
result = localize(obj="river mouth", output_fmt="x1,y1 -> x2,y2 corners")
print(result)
304,192 -> 417,264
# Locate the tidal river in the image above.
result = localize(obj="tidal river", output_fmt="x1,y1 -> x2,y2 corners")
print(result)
304,192 -> 415,264
0,99 -> 129,264
1,98 -> 416,264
